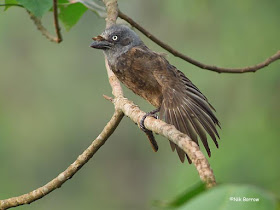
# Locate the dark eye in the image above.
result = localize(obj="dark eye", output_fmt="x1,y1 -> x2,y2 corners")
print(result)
112,35 -> 118,41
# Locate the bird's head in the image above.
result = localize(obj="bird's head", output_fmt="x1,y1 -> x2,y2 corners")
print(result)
90,24 -> 143,56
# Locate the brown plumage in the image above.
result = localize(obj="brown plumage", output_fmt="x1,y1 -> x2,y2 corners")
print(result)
90,25 -> 220,163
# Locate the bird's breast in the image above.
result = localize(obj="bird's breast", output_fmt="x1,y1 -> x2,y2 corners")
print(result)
109,51 -> 163,108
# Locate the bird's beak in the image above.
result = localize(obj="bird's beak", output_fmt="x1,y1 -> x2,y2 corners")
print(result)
90,35 -> 112,49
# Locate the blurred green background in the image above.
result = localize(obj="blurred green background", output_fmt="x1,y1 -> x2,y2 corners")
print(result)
1,0 -> 280,209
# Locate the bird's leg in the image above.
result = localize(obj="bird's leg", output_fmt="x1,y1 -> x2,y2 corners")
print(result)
140,108 -> 160,152
140,108 -> 160,131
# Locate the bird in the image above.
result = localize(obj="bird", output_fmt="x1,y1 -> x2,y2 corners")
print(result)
90,24 -> 220,163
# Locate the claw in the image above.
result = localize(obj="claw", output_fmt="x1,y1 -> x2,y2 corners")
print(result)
140,108 -> 160,132
139,108 -> 160,152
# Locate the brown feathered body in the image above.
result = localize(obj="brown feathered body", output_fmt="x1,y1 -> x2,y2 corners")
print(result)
107,45 -> 220,163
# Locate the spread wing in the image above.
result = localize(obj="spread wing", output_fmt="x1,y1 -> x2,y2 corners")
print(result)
114,45 -> 220,163
153,62 -> 220,163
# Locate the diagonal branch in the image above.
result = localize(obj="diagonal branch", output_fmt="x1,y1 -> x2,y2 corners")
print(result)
102,93 -> 216,188
113,97 -> 216,187
118,10 -> 280,73
0,110 -> 124,210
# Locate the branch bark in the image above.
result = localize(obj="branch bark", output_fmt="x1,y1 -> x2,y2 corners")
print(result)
0,110 -> 124,210
118,10 -> 280,73
113,97 -> 216,187
53,0 -> 62,43
27,10 -> 59,43
5,1 -> 63,43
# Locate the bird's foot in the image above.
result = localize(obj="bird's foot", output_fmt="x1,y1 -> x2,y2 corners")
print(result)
140,108 -> 160,132
139,108 -> 160,152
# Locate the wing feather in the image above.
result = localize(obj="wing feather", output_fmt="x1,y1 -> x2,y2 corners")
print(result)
154,62 -> 220,162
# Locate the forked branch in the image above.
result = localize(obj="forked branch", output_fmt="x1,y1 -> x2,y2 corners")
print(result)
1,1 -> 62,43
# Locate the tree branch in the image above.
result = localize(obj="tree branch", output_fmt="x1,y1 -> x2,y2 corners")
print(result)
112,97 -> 216,188
27,0 -> 63,44
53,0 -> 62,43
0,110 -> 124,210
1,2 -> 62,43
103,0 -> 118,28
27,11 -> 60,43
118,10 -> 280,73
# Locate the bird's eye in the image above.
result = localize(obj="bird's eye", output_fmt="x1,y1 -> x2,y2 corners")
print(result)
112,35 -> 118,41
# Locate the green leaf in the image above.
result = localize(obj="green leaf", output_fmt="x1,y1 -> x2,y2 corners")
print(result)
16,0 -> 53,17
4,0 -> 19,11
178,184 -> 278,210
59,2 -> 87,31
58,0 -> 69,4
76,0 -> 106,17
154,182 -> 207,208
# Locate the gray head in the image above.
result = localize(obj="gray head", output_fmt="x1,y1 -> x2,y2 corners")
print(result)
90,24 -> 143,59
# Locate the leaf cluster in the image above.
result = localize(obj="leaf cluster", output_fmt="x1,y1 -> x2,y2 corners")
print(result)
3,0 -> 104,31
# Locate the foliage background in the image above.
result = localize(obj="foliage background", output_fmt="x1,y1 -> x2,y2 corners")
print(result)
0,0 -> 280,209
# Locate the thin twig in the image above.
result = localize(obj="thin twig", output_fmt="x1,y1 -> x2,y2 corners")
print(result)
53,0 -> 62,43
118,10 -> 280,74
27,10 -> 59,43
0,110 -> 124,210
1,3 -> 62,43
103,94 -> 113,101
0,4 -> 23,8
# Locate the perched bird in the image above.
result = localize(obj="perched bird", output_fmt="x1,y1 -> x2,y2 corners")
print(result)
90,24 -> 220,163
